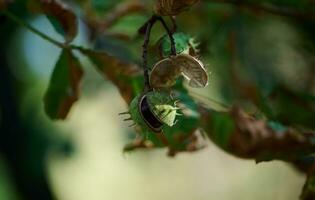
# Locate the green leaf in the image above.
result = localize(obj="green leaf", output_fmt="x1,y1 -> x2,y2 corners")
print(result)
91,0 -> 117,13
44,49 -> 83,119
202,110 -> 235,150
46,15 -> 65,37
260,87 -> 315,129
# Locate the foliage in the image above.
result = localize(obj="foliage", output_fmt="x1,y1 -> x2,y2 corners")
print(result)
44,49 -> 83,119
1,0 -> 315,199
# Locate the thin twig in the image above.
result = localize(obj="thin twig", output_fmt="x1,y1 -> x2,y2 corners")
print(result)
142,16 -> 155,92
156,16 -> 176,56
2,10 -> 65,48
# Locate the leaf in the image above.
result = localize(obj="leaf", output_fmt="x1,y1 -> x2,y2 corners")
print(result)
91,0 -> 116,14
200,106 -> 315,162
79,48 -> 142,104
44,49 -> 83,119
163,116 -> 203,156
260,87 -> 315,129
206,111 -> 235,150
154,0 -> 200,16
39,0 -> 78,42
163,85 -> 204,155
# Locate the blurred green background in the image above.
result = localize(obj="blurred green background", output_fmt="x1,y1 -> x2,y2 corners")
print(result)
1,0 -> 314,199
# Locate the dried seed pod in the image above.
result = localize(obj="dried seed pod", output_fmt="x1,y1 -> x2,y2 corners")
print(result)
150,54 -> 208,89
154,0 -> 200,16
175,54 -> 208,88
150,57 -> 182,88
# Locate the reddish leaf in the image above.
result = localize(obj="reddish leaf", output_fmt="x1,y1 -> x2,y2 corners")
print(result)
200,106 -> 315,162
33,0 -> 78,42
44,49 -> 83,119
79,48 -> 141,104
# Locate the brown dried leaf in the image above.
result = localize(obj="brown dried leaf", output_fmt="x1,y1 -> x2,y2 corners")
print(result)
39,0 -> 78,42
200,106 -> 315,162
230,107 -> 315,161
154,0 -> 200,16
79,48 -> 142,104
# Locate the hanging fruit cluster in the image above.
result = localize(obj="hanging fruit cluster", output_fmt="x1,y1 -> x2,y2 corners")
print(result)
121,1 -> 209,155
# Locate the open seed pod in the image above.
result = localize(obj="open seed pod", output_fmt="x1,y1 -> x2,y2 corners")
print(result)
150,54 -> 208,88
154,0 -> 200,16
175,54 -> 208,88
127,91 -> 179,133
150,57 -> 182,88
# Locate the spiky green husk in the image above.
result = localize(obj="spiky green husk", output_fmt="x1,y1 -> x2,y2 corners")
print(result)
129,94 -> 147,130
129,91 -> 178,133
158,32 -> 200,58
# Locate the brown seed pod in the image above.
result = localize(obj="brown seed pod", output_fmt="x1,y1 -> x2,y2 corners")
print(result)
150,57 -> 182,88
150,54 -> 208,88
175,54 -> 208,88
154,0 -> 200,16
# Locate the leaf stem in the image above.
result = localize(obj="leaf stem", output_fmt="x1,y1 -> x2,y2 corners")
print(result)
2,10 -> 65,49
156,16 -> 176,56
142,16 -> 155,92
169,16 -> 177,33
